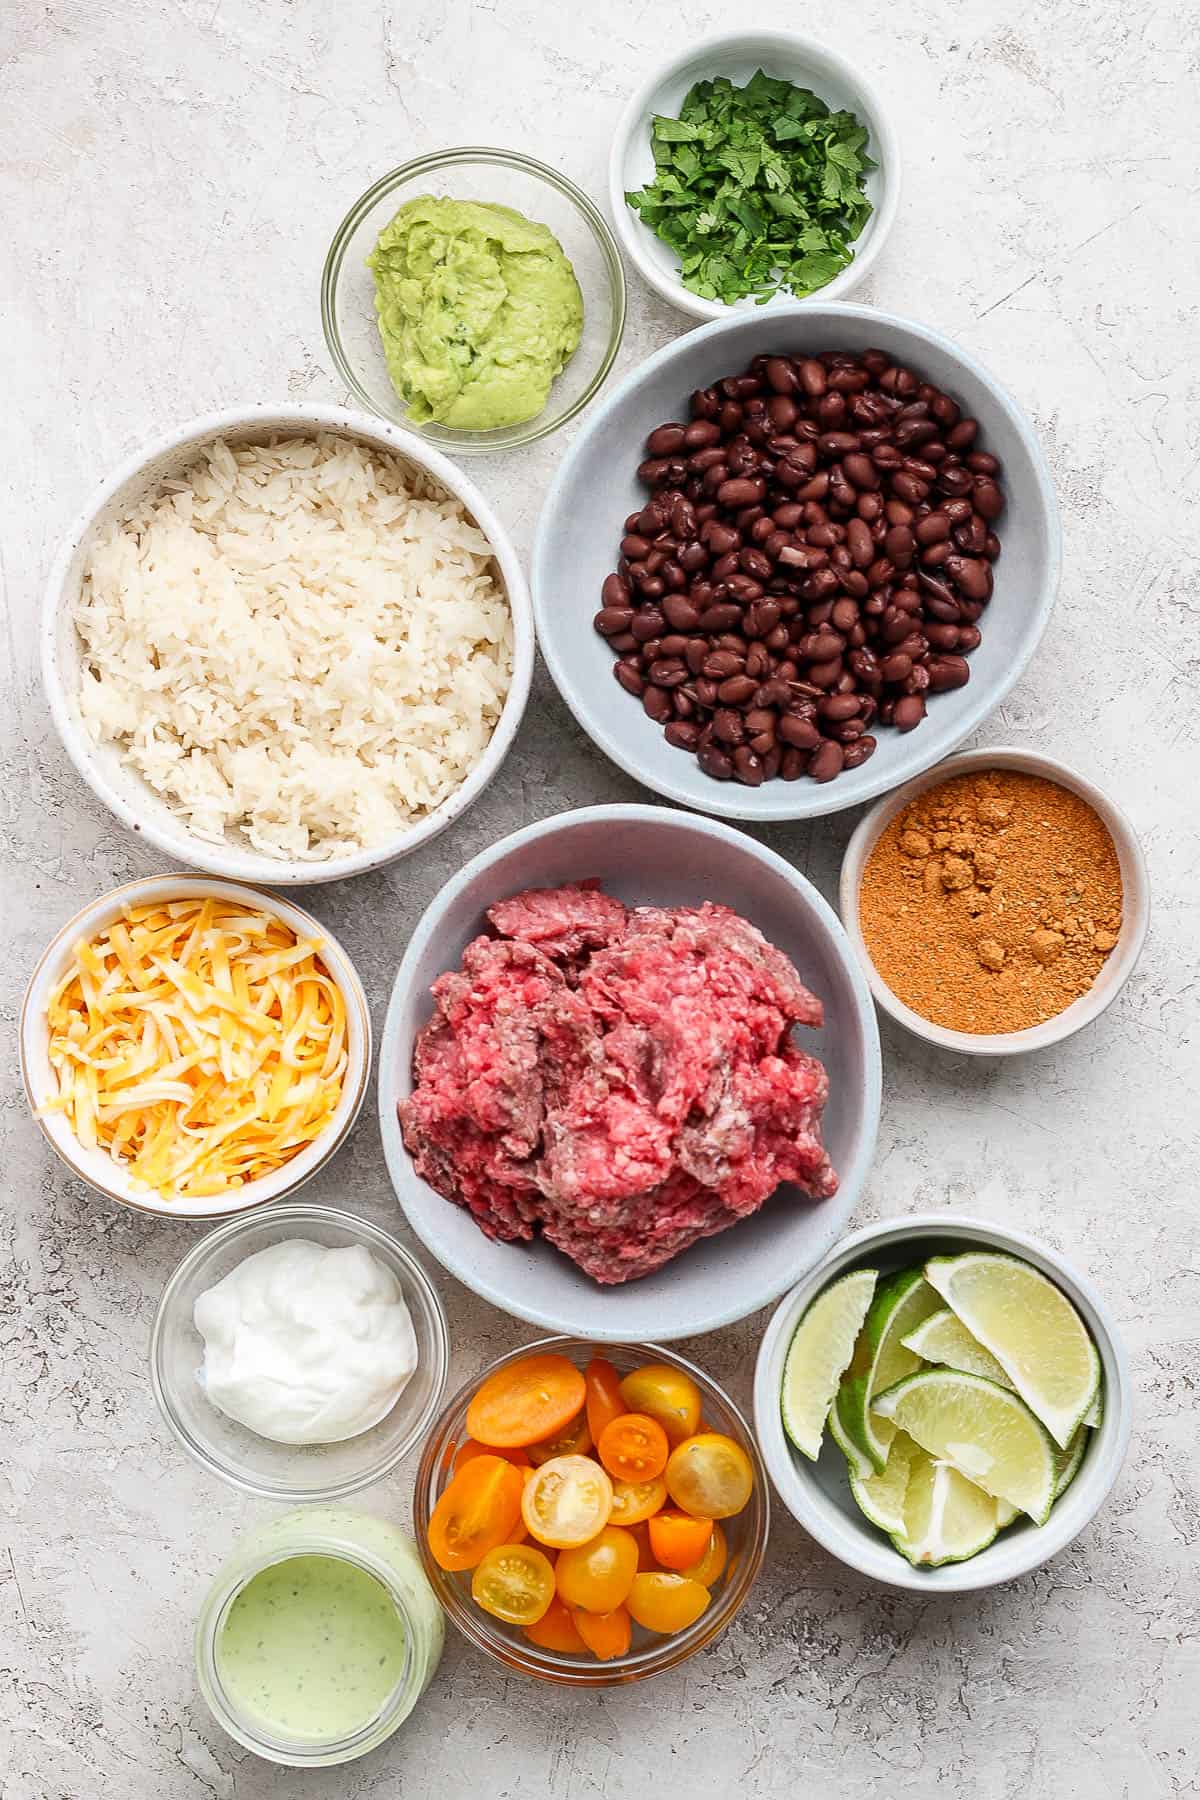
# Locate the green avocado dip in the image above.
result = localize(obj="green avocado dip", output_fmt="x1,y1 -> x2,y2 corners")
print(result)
369,196 -> 584,431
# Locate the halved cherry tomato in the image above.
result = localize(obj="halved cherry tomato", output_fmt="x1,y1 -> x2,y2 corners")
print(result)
619,1364 -> 702,1446
608,1475 -> 668,1526
555,1525 -> 638,1614
665,1433 -> 754,1519
572,1604 -> 631,1661
597,1413 -> 669,1482
428,1455 -> 525,1571
467,1354 -> 586,1449
454,1438 -> 532,1474
470,1543 -> 556,1625
521,1454 -> 613,1548
628,1521 -> 662,1572
678,1521 -> 727,1586
525,1409 -> 593,1466
523,1595 -> 586,1654
648,1510 -> 714,1571
626,1571 -> 711,1634
585,1357 -> 626,1444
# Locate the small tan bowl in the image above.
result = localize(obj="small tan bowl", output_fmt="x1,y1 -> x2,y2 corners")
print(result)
838,747 -> 1150,1056
20,874 -> 371,1219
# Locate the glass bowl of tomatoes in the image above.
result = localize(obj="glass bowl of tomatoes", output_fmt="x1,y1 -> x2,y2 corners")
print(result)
412,1337 -> 769,1685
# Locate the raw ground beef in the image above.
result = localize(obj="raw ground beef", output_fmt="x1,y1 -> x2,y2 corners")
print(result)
399,882 -> 838,1284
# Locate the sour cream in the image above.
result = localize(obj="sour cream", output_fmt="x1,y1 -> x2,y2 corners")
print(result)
194,1239 -> 418,1445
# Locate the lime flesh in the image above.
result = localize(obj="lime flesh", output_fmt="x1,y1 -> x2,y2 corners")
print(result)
837,1268 -> 942,1473
901,1307 -> 1014,1390
849,1428 -> 921,1536
781,1268 -> 877,1461
892,1455 -> 1002,1567
872,1367 -> 1057,1524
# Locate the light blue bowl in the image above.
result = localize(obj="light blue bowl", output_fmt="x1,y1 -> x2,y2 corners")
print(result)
532,303 -> 1061,822
378,804 -> 881,1339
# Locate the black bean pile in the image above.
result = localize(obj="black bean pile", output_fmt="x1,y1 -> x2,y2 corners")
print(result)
594,349 -> 1006,787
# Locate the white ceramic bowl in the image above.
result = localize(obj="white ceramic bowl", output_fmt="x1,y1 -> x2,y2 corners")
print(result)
609,31 -> 900,321
754,1214 -> 1132,1591
839,747 -> 1150,1054
20,875 -> 371,1220
42,403 -> 534,884
377,803 -> 881,1339
151,1205 -> 449,1501
532,304 -> 1060,823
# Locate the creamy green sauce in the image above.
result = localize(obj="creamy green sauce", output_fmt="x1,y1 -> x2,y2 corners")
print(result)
216,1554 -> 406,1743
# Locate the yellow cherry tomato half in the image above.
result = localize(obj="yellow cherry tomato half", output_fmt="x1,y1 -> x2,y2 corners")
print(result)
585,1357 -> 627,1445
555,1525 -> 638,1614
678,1521 -> 728,1587
648,1510 -> 714,1571
597,1413 -> 670,1483
427,1455 -> 526,1571
525,1408 -> 593,1466
572,1604 -> 632,1661
619,1364 -> 702,1447
470,1543 -> 556,1625
626,1572 -> 711,1634
523,1595 -> 586,1654
521,1454 -> 613,1549
665,1432 -> 754,1519
608,1475 -> 669,1526
467,1354 -> 586,1449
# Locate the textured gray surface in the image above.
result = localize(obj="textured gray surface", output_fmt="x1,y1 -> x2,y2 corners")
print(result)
2,1 -> 1198,1795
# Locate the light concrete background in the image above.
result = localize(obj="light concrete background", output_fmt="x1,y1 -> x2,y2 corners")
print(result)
2,1 -> 1198,1795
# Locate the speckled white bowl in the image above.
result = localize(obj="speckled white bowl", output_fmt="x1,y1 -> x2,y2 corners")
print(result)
610,30 -> 900,321
377,803 -> 881,1340
839,747 -> 1151,1054
754,1214 -> 1132,1591
41,403 -> 534,885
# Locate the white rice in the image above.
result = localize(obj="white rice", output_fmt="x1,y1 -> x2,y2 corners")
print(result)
74,433 -> 513,860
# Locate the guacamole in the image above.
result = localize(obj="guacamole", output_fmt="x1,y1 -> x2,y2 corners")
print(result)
369,197 -> 584,431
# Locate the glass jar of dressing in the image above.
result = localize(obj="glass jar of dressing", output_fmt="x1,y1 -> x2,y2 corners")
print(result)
195,1506 -> 443,1767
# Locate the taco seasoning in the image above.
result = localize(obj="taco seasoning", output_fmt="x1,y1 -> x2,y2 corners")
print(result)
858,770 -> 1123,1035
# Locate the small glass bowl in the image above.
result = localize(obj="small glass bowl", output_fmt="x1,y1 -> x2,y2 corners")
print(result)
152,1205 -> 449,1501
412,1336 -> 769,1686
321,147 -> 627,453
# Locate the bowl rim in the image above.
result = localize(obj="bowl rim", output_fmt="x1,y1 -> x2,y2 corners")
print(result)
376,801 -> 883,1337
150,1203 -> 451,1502
411,1334 -> 769,1684
19,874 -> 372,1220
40,400 -> 535,884
608,28 -> 902,321
752,1212 -> 1133,1592
837,745 -> 1151,1055
321,145 -> 628,452
531,301 -> 1062,823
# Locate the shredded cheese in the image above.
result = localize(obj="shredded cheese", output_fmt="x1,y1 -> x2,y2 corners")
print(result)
40,898 -> 349,1199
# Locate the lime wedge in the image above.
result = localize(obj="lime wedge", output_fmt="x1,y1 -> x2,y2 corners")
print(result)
924,1253 -> 1100,1449
1053,1426 -> 1088,1499
827,1391 -> 875,1481
781,1268 -> 877,1461
849,1428 -> 921,1535
837,1268 -> 942,1472
1082,1390 -> 1102,1430
901,1307 -> 1014,1390
891,1455 -> 1002,1567
872,1368 -> 1057,1524
995,1499 -> 1020,1529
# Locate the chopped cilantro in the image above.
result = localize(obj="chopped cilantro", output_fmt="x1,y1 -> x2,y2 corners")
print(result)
625,70 -> 875,306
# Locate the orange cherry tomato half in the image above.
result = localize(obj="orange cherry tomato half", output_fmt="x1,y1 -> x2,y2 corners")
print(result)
427,1455 -> 526,1571
619,1364 -> 702,1447
467,1354 -> 586,1449
648,1510 -> 714,1571
572,1604 -> 632,1661
555,1526 -> 638,1614
628,1520 -> 662,1572
525,1408 -> 593,1466
626,1571 -> 711,1634
521,1454 -> 613,1549
470,1543 -> 556,1625
665,1432 -> 754,1519
454,1438 -> 532,1474
585,1357 -> 627,1444
597,1413 -> 669,1483
608,1475 -> 668,1526
523,1595 -> 586,1654
678,1521 -> 728,1587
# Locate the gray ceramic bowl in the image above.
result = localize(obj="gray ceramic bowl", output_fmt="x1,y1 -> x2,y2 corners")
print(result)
532,304 -> 1060,822
378,804 -> 881,1339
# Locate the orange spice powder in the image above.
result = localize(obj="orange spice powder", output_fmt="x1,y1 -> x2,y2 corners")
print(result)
858,770 -> 1123,1035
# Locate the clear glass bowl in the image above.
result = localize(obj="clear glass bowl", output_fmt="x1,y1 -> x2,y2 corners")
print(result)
412,1336 -> 769,1686
152,1205 -> 449,1501
321,147 -> 627,453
